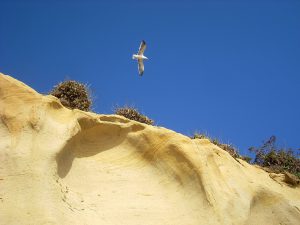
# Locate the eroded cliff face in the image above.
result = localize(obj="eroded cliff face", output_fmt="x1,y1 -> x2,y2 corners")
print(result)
0,73 -> 300,225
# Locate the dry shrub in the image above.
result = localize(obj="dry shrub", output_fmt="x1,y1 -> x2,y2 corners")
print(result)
211,139 -> 240,159
192,132 -> 251,162
114,106 -> 154,125
249,136 -> 300,182
191,132 -> 209,140
50,80 -> 92,111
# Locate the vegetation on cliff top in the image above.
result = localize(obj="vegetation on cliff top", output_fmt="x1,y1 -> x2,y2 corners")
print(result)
249,136 -> 300,180
192,132 -> 251,163
49,79 -> 299,184
114,106 -> 154,125
50,80 -> 92,112
192,133 -> 299,185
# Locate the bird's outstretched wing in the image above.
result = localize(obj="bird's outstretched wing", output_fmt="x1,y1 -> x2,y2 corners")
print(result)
138,59 -> 144,76
138,40 -> 146,55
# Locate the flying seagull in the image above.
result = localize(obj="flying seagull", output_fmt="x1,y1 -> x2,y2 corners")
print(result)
132,40 -> 148,76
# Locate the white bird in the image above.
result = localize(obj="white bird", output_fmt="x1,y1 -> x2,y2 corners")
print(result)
132,40 -> 148,76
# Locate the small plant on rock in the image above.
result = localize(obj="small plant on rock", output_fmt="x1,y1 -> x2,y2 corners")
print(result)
114,106 -> 154,125
49,80 -> 92,111
191,132 -> 209,140
192,132 -> 251,162
192,132 -> 240,159
212,139 -> 240,159
249,135 -> 300,180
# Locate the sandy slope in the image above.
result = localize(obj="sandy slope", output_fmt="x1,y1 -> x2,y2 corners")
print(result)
0,73 -> 300,225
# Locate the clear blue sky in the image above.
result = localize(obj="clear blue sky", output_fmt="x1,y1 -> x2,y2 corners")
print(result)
1,0 -> 299,157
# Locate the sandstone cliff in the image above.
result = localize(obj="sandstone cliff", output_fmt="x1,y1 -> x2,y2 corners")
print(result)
0,73 -> 300,225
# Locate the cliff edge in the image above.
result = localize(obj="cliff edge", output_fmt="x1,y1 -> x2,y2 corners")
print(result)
0,73 -> 300,225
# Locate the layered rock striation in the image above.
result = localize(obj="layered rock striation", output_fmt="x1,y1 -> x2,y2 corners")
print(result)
0,73 -> 300,225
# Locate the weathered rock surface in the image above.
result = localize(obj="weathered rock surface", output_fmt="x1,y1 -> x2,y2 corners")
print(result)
1,73 -> 300,225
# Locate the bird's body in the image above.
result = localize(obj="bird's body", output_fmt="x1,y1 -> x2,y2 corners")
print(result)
132,40 -> 148,76
132,54 -> 148,60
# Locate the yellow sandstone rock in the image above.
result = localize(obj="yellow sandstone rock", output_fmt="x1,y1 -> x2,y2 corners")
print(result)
0,73 -> 300,225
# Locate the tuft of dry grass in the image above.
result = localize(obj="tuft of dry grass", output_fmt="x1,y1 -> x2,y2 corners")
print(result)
114,106 -> 154,125
50,80 -> 92,111
211,139 -> 240,159
191,132 -> 250,162
191,132 -> 209,140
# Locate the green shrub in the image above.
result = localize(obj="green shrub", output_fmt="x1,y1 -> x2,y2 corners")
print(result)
249,136 -> 300,180
114,106 -> 154,125
49,80 -> 92,111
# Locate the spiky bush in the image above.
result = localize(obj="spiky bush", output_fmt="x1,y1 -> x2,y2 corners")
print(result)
114,106 -> 154,125
50,80 -> 92,111
249,136 -> 300,180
